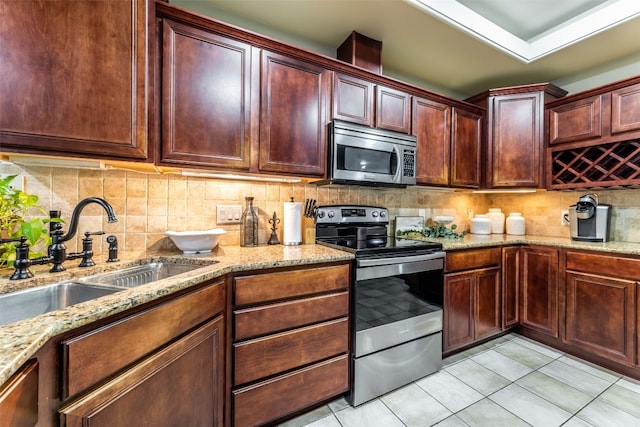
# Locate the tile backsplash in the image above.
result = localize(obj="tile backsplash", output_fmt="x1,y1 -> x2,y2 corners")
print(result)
2,162 -> 640,254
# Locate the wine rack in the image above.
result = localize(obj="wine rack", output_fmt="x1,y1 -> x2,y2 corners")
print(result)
549,139 -> 640,189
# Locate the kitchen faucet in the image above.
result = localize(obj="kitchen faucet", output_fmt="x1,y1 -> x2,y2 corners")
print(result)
49,197 -> 118,272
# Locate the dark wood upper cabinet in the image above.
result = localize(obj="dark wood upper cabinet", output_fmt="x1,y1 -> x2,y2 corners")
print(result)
332,73 -> 411,133
548,95 -> 603,145
450,107 -> 482,188
0,0 -> 150,160
547,76 -> 640,190
376,85 -> 411,133
332,73 -> 375,127
259,50 -> 329,176
610,82 -> 640,136
159,19 -> 255,170
467,84 -> 566,188
412,97 -> 451,186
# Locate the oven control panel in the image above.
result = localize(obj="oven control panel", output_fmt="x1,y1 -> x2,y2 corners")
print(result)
316,205 -> 388,224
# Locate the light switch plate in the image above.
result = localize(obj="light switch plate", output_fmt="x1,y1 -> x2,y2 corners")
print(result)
217,205 -> 243,224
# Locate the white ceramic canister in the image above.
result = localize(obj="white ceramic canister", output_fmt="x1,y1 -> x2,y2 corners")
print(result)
470,214 -> 491,235
486,208 -> 505,234
506,212 -> 526,235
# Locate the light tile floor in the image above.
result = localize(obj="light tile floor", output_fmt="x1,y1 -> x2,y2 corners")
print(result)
277,334 -> 640,427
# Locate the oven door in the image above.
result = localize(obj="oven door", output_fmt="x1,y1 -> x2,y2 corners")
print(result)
353,252 -> 444,357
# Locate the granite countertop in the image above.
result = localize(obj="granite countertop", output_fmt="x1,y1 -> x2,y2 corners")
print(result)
0,244 -> 354,386
417,233 -> 640,255
3,235 -> 640,386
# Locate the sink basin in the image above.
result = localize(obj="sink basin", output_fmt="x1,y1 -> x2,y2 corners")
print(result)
0,282 -> 121,326
79,261 -> 212,288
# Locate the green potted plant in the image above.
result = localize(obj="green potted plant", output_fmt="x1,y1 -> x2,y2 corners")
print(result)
0,174 -> 59,267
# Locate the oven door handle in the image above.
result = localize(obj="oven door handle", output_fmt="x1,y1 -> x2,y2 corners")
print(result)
356,251 -> 445,267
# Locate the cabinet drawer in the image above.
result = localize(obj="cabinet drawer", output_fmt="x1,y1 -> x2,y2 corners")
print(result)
234,318 -> 349,385
234,264 -> 349,306
566,251 -> 640,281
234,291 -> 349,340
61,280 -> 225,398
445,248 -> 501,272
233,354 -> 349,427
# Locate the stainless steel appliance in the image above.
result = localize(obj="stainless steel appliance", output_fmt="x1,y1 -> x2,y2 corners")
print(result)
316,205 -> 443,406
569,194 -> 612,242
322,120 -> 417,187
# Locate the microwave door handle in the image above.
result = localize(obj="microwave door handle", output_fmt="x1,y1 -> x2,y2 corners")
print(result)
392,144 -> 402,182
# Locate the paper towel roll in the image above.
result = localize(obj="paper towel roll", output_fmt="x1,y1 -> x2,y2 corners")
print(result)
283,201 -> 302,245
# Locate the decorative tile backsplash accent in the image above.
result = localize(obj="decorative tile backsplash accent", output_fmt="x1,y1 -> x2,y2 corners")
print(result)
2,162 -> 639,253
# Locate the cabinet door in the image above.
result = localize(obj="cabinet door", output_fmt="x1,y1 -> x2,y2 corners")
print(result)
413,97 -> 450,186
376,85 -> 411,133
489,93 -> 543,187
332,73 -> 374,127
611,82 -> 640,136
60,316 -> 224,427
501,247 -> 520,329
160,20 -> 254,169
260,50 -> 329,176
0,0 -> 148,160
0,360 -> 38,427
565,272 -> 636,366
548,95 -> 603,144
520,246 -> 559,337
450,107 -> 482,188
474,267 -> 501,340
444,271 -> 474,352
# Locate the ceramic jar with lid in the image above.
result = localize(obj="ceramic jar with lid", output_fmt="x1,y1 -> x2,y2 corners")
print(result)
470,214 -> 491,234
486,208 -> 505,234
506,212 -> 526,235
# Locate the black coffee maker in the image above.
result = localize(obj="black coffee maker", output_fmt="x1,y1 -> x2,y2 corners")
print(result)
568,194 -> 611,242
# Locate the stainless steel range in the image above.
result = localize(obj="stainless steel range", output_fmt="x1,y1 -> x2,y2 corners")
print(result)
315,205 -> 444,406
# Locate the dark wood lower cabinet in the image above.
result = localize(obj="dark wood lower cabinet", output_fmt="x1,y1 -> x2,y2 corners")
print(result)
233,355 -> 349,427
444,266 -> 500,353
520,246 -> 559,337
501,246 -> 520,329
0,360 -> 38,427
564,272 -> 636,366
59,316 -> 224,427
231,262 -> 351,426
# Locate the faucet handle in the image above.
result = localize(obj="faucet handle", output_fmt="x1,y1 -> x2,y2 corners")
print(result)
84,231 -> 106,238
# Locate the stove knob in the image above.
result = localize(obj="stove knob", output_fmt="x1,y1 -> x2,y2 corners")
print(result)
327,211 -> 335,218
371,211 -> 379,217
317,210 -> 325,219
380,211 -> 387,218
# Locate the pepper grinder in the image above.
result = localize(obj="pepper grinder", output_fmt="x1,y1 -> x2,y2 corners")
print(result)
268,212 -> 280,245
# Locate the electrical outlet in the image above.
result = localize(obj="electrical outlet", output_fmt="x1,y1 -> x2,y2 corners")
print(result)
217,205 -> 243,224
561,210 -> 569,225
0,174 -> 24,191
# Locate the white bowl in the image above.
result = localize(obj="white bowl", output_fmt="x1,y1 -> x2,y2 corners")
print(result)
165,229 -> 226,254
433,215 -> 454,224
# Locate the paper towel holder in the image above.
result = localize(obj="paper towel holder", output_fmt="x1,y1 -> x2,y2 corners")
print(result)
283,197 -> 302,246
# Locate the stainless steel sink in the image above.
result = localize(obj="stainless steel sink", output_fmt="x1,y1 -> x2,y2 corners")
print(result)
79,261 -> 213,288
0,282 -> 121,326
0,261 -> 217,327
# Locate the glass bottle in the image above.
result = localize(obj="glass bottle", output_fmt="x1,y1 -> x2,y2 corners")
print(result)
240,197 -> 258,247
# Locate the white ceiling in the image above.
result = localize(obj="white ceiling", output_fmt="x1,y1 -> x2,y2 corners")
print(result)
174,0 -> 640,98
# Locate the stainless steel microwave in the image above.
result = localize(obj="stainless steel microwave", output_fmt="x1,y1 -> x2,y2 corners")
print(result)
325,120 -> 417,187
